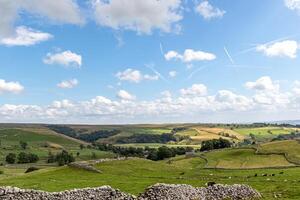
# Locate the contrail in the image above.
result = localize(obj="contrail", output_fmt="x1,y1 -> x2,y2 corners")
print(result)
187,65 -> 209,80
235,34 -> 298,56
159,43 -> 164,56
146,64 -> 169,83
224,46 -> 235,64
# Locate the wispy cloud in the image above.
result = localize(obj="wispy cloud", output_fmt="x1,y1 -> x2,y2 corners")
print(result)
146,64 -> 169,83
224,46 -> 235,64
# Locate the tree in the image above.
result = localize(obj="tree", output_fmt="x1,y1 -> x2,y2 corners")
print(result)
200,138 -> 231,151
55,150 -> 75,166
17,152 -> 28,163
76,152 -> 80,157
147,149 -> 158,161
79,144 -> 85,150
157,146 -> 173,160
27,153 -> 39,163
17,152 -> 39,164
19,141 -> 28,150
6,153 -> 16,164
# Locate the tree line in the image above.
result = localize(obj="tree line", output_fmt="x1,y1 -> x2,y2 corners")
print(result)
46,125 -> 121,142
94,143 -> 194,161
6,152 -> 39,164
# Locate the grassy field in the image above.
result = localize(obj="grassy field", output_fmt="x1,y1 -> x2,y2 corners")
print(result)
0,128 -> 115,164
115,143 -> 200,149
0,158 -> 300,199
1,124 -> 300,199
257,140 -> 300,165
203,148 -> 295,169
234,127 -> 296,142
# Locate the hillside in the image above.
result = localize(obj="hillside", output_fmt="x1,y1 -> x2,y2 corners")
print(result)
44,124 -> 300,146
0,128 -> 115,165
257,140 -> 300,165
202,148 -> 295,169
0,157 -> 299,199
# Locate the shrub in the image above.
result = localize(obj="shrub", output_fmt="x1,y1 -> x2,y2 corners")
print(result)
55,150 -> 75,166
19,141 -> 28,150
157,146 -> 174,160
17,152 -> 39,164
5,153 -> 16,164
200,138 -> 232,151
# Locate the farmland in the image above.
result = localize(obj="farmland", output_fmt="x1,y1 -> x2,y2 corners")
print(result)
0,157 -> 300,199
0,123 -> 300,199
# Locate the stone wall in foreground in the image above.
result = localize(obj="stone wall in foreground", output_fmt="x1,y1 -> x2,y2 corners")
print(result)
0,183 -> 261,200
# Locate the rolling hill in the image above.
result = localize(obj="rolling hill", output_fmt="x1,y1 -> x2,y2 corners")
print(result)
0,157 -> 299,199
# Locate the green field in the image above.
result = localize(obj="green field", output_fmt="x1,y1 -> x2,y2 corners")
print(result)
203,148 -> 295,169
115,143 -> 200,149
258,140 -> 300,165
0,128 -> 115,164
234,127 -> 296,142
1,124 -> 300,199
0,158 -> 300,199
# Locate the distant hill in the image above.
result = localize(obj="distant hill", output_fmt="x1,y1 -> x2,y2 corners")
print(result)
271,120 -> 300,125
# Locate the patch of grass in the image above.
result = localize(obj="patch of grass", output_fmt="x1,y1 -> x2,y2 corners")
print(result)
234,127 -> 295,142
0,158 -> 300,199
204,148 -> 294,169
0,129 -> 115,164
115,143 -> 200,149
258,140 -> 300,164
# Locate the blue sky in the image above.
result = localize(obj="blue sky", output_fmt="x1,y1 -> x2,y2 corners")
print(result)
1,0 -> 300,124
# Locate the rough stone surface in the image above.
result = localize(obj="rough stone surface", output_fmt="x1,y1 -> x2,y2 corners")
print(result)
138,183 -> 262,200
0,186 -> 134,200
0,184 -> 261,200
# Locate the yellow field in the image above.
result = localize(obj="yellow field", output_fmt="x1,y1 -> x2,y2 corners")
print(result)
176,127 -> 245,144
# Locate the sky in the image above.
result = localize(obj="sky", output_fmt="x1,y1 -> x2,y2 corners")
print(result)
1,0 -> 300,124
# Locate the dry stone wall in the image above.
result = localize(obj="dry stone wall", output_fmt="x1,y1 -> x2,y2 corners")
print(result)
0,183 -> 261,200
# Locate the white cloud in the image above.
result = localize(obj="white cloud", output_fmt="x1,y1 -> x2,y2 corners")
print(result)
214,90 -> 253,111
246,76 -> 290,107
161,90 -> 172,98
22,0 -> 84,25
52,99 -> 74,109
285,0 -> 300,13
0,79 -> 24,94
144,74 -> 159,81
116,68 -> 159,83
92,0 -> 182,34
165,51 -> 181,61
0,0 -> 84,39
57,79 -> 79,89
1,26 -> 52,46
195,1 -> 226,20
293,81 -> 300,95
3,77 -> 300,123
180,84 -> 207,96
116,69 -> 142,83
165,49 -> 216,62
169,70 -> 177,77
117,90 -> 136,101
245,76 -> 279,92
44,50 -> 82,68
256,40 -> 298,58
